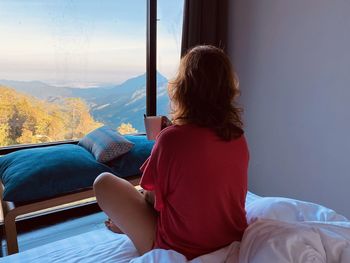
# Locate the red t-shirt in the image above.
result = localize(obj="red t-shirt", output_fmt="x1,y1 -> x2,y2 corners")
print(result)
140,124 -> 249,259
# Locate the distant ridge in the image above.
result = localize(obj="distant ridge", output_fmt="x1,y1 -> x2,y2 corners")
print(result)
0,79 -> 73,100
0,72 -> 170,132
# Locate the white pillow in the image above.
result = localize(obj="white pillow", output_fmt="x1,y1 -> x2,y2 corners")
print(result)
245,196 -> 349,224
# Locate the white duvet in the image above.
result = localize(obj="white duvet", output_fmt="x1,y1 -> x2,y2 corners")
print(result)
239,219 -> 350,263
2,192 -> 350,263
138,220 -> 350,263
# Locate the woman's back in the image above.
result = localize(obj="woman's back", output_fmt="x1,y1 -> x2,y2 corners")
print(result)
140,124 -> 249,259
94,45 -> 249,259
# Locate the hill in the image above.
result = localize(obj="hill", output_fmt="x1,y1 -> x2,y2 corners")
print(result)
0,72 -> 170,132
0,85 -> 101,146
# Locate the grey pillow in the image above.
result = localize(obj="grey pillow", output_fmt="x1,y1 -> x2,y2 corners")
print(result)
78,126 -> 134,163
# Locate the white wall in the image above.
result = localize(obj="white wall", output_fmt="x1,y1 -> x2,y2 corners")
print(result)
227,0 -> 350,217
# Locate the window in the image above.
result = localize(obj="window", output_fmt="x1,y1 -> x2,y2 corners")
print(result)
0,0 -> 146,146
157,0 -> 184,117
0,0 -> 183,148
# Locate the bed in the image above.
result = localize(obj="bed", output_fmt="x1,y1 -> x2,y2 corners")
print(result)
1,192 -> 350,263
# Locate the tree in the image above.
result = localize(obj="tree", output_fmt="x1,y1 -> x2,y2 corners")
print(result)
0,86 -> 102,146
117,123 -> 138,135
0,123 -> 10,146
62,98 -> 102,139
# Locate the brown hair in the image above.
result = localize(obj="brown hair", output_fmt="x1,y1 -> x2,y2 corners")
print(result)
168,45 -> 243,141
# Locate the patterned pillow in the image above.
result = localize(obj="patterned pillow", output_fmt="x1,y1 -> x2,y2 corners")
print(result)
78,126 -> 134,163
108,135 -> 155,178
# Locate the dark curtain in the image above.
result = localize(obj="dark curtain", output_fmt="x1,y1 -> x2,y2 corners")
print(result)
181,0 -> 228,57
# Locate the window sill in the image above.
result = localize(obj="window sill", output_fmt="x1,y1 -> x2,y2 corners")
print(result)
0,140 -> 79,155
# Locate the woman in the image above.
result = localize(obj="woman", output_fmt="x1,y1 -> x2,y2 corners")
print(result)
93,45 -> 249,260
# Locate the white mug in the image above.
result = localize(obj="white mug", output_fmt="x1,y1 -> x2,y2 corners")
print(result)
144,115 -> 171,140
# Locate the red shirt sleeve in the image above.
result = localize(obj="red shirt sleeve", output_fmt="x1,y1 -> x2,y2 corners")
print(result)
140,141 -> 165,211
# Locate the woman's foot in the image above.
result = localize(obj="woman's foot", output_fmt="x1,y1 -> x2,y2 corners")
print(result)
105,218 -> 124,234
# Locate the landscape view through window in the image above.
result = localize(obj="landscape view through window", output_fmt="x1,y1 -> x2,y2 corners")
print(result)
0,0 -> 183,147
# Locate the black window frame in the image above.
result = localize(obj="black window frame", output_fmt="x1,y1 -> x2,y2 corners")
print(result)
0,0 -> 159,155
146,0 -> 157,117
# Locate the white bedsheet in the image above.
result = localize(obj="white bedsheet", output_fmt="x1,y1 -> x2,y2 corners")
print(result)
0,228 -> 240,263
1,192 -> 350,263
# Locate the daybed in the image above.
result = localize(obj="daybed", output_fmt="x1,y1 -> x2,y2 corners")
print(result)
0,128 -> 154,255
1,192 -> 350,262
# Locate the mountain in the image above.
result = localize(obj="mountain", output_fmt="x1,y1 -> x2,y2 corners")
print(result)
0,72 -> 170,132
0,80 -> 74,101
86,72 -> 170,131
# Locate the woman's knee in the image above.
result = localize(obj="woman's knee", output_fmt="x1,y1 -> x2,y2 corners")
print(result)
93,172 -> 116,194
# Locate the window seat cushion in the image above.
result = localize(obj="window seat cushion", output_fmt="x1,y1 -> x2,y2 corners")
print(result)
107,135 -> 155,178
0,144 -> 113,203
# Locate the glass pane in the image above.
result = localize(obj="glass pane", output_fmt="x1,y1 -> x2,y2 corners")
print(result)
0,0 -> 146,147
157,0 -> 184,117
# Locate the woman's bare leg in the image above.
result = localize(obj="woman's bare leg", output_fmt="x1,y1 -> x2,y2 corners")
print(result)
93,172 -> 157,255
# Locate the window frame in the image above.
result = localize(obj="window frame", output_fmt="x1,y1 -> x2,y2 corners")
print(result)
0,0 -> 159,155
146,0 -> 157,117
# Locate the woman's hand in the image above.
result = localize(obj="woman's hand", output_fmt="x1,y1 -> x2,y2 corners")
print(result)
161,116 -> 173,129
143,190 -> 155,205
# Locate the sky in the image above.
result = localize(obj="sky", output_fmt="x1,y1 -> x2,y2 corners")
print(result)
0,0 -> 183,87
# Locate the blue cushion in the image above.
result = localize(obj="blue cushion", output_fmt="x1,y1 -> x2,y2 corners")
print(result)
0,144 -> 113,203
108,135 -> 154,178
78,126 -> 134,163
